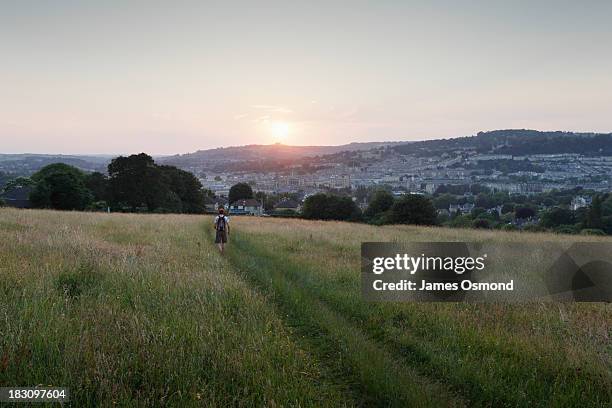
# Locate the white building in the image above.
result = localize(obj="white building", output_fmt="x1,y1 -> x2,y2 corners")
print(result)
571,196 -> 592,211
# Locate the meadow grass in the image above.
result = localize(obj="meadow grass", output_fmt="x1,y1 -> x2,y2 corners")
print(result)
228,217 -> 611,407
0,209 -> 610,407
0,209 -> 350,406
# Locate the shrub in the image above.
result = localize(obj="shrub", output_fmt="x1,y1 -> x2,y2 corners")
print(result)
471,207 -> 487,218
554,225 -> 578,235
579,228 -> 606,236
515,206 -> 536,219
86,201 -> 109,212
368,211 -> 392,226
272,209 -> 300,218
522,224 -> 545,232
501,203 -> 515,214
472,219 -> 490,229
445,214 -> 473,228
436,212 -> 450,224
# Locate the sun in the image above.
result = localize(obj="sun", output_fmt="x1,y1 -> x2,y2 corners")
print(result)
270,121 -> 290,142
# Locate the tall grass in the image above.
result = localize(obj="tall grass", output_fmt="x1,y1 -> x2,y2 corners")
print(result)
227,235 -> 465,407
0,209 -> 349,406
0,209 -> 610,407
228,217 -> 612,407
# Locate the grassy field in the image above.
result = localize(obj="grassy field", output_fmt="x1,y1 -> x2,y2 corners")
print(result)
0,208 -> 610,407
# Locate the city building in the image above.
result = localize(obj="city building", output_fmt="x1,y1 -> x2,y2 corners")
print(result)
571,195 -> 592,211
274,198 -> 301,213
229,199 -> 263,215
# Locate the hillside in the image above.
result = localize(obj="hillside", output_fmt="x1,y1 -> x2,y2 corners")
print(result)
0,209 -> 610,406
4,129 -> 612,178
393,129 -> 612,157
158,141 -> 404,168
159,129 -> 612,173
0,154 -> 110,178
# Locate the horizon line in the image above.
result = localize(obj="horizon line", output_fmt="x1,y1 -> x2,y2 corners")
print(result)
2,128 -> 611,157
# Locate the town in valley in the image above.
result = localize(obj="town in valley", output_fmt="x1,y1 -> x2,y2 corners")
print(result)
2,129 -> 612,234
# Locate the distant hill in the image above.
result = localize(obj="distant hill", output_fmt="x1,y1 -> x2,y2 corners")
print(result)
0,154 -> 112,164
4,129 -> 612,178
158,141 -> 404,168
0,154 -> 110,178
393,129 -> 612,157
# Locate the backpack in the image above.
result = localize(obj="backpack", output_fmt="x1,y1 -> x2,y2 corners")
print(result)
216,215 -> 227,231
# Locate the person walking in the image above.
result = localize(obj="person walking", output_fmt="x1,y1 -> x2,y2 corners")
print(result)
214,207 -> 230,254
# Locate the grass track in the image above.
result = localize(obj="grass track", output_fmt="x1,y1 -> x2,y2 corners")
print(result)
226,231 -> 466,407
227,219 -> 611,407
0,209 -> 351,406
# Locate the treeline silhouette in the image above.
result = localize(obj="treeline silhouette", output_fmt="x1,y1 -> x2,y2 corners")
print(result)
27,153 -> 209,213
393,129 -> 612,156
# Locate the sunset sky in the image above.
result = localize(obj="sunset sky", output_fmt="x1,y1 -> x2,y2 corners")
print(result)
2,1 -> 612,154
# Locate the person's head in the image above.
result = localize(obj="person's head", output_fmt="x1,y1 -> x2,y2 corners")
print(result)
218,206 -> 224,215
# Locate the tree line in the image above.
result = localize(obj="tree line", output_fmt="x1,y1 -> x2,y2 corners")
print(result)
299,190 -> 437,225
430,184 -> 612,235
16,153 -> 210,213
8,156 -> 607,236
300,185 -> 612,236
10,160 -> 439,225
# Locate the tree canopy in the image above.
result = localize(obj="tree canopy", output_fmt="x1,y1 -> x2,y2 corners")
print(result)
158,165 -> 207,213
30,163 -> 92,210
364,190 -> 394,218
388,194 -> 437,225
586,195 -> 603,229
541,207 -> 575,228
229,182 -> 254,204
108,153 -> 165,211
302,193 -> 361,221
515,206 -> 536,220
107,153 -> 207,213
84,172 -> 109,203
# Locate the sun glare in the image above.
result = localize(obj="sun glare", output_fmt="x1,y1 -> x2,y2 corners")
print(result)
270,121 -> 290,142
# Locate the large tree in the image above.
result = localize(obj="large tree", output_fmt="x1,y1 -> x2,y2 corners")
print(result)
30,163 -> 92,210
0,171 -> 10,190
601,194 -> 612,216
432,193 -> 455,210
302,193 -> 360,221
541,207 -> 575,228
2,177 -> 35,193
364,190 -> 394,218
107,153 -> 167,211
515,206 -> 536,220
354,185 -> 369,203
228,182 -> 254,204
388,194 -> 437,225
159,165 -> 206,213
586,195 -> 603,229
107,154 -> 207,213
84,172 -> 109,202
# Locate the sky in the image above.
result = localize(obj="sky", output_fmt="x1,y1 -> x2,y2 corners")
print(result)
2,0 -> 612,155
